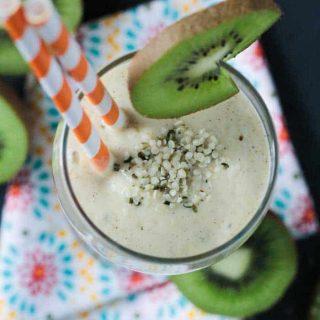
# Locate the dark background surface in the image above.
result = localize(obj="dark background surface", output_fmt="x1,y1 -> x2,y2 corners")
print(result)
1,0 -> 320,319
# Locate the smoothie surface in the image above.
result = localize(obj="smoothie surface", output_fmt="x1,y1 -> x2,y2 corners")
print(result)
66,60 -> 271,258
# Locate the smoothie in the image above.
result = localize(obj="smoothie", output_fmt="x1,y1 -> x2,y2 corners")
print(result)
66,59 -> 271,258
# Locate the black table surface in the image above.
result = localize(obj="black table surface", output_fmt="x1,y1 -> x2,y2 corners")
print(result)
1,1 -> 320,319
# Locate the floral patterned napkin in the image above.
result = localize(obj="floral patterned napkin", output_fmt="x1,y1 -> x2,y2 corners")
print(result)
0,0 -> 317,319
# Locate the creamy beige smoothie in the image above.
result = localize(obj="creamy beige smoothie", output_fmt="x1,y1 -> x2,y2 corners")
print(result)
66,59 -> 270,258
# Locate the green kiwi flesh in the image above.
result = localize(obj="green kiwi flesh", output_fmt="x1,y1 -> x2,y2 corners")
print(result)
170,214 -> 297,317
53,0 -> 83,31
0,31 -> 30,76
129,0 -> 281,118
0,0 -> 83,75
0,83 -> 29,184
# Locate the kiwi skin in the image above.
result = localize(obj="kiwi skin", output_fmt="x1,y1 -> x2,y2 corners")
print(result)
129,0 -> 281,90
170,213 -> 297,317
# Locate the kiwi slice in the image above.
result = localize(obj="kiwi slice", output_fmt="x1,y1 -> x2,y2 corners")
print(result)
0,82 -> 29,184
129,0 -> 281,118
0,0 -> 83,76
170,213 -> 297,317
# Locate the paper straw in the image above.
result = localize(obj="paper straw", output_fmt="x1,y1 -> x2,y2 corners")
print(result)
24,0 -> 127,129
0,0 -> 111,171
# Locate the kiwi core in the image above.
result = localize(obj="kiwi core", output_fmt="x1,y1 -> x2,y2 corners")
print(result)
211,248 -> 252,280
172,31 -> 241,91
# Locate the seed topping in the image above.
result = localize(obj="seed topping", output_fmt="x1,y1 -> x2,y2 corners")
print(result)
117,122 -> 229,211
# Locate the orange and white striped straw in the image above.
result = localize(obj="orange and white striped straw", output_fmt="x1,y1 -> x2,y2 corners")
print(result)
24,0 -> 127,129
0,0 -> 111,171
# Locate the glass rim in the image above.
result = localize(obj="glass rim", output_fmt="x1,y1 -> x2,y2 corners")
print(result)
55,52 -> 278,267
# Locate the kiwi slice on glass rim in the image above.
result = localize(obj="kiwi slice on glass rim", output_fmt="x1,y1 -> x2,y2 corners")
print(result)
129,0 -> 281,118
0,82 -> 29,184
170,213 -> 297,317
0,0 -> 83,75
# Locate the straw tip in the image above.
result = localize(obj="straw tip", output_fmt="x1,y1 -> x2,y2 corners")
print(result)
92,142 -> 112,172
24,0 -> 52,25
114,110 -> 128,129
0,0 -> 20,21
